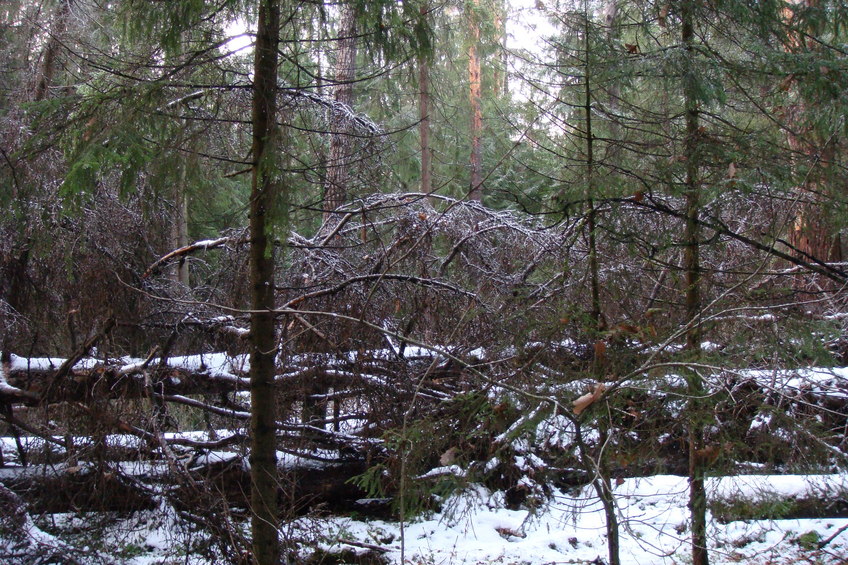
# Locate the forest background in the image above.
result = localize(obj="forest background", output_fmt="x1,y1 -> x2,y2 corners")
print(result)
1,0 -> 848,564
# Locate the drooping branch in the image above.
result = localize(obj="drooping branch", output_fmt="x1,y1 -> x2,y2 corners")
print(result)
143,237 -> 233,279
621,196 -> 848,284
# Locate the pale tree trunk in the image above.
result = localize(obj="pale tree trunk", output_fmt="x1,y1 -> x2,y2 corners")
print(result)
324,1 -> 358,222
5,0 -> 75,363
171,136 -> 191,286
603,0 -> 621,152
583,17 -> 602,337
314,17 -> 328,194
33,0 -> 73,101
681,2 -> 708,564
311,4 -> 358,428
467,0 -> 483,201
172,181 -> 190,285
249,1 -> 281,563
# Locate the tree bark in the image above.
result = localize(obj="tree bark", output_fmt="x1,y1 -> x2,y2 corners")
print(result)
467,0 -> 483,201
493,0 -> 507,97
681,2 -> 709,564
33,0 -> 73,101
324,1 -> 358,222
781,0 -> 843,291
172,139 -> 191,286
419,46 -> 433,195
582,12 -> 617,564
583,13 -> 603,339
249,1 -> 281,562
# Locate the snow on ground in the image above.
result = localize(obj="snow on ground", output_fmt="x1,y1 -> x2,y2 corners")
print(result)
286,475 -> 848,565
10,473 -> 843,564
4,456 -> 847,563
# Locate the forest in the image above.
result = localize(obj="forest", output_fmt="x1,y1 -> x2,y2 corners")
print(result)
1,0 -> 847,563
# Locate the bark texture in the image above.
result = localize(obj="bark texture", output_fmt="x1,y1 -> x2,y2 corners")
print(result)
781,0 -> 843,290
681,2 -> 708,563
467,0 -> 483,201
33,0 -> 73,101
324,2 -> 358,221
419,56 -> 432,195
249,1 -> 281,562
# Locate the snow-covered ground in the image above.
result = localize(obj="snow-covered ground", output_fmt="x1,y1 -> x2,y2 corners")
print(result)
67,474 -> 841,564
291,475 -> 848,565
5,352 -> 848,563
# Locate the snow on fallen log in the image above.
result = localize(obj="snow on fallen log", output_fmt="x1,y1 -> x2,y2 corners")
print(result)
2,345 -> 456,406
709,473 -> 848,522
710,473 -> 848,502
3,352 -> 251,404
741,366 -> 848,401
0,445 -> 377,516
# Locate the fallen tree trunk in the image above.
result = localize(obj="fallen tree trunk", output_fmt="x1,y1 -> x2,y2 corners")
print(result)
0,464 -> 158,513
3,353 -> 250,405
0,453 -> 375,517
2,350 -> 454,406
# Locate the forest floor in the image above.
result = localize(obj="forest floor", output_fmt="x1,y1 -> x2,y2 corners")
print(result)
4,357 -> 848,564
285,473 -> 848,564
10,472 -> 843,564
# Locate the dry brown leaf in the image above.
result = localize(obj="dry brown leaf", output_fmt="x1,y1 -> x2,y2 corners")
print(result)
573,383 -> 606,415
439,446 -> 460,466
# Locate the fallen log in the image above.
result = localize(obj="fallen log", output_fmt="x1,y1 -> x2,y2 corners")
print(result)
3,350 -> 450,407
0,463 -> 158,513
0,453 -> 378,517
4,353 -> 250,405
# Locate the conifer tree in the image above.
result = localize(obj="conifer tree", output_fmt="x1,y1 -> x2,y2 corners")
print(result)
419,2 -> 434,195
467,0 -> 484,200
249,1 -> 282,561
780,0 -> 847,289
324,0 -> 359,221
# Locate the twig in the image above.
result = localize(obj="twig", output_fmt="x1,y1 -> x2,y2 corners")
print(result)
336,538 -> 390,554
42,317 -> 115,403
818,521 -> 848,549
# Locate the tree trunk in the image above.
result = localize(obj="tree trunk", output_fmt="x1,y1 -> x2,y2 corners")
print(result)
582,12 -> 617,564
493,0 -> 507,97
467,0 -> 483,201
781,0 -> 843,291
583,12 -> 603,338
249,1 -> 281,563
324,1 -> 358,222
33,0 -> 73,101
681,2 -> 708,564
172,144 -> 191,286
419,46 -> 433,196
603,0 -> 622,157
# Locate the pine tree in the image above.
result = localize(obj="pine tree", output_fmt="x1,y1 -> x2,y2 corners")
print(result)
467,0 -> 484,200
324,0 -> 359,221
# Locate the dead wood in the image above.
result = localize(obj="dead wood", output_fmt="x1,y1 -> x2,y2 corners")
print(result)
0,454 -> 378,517
1,464 -> 157,513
